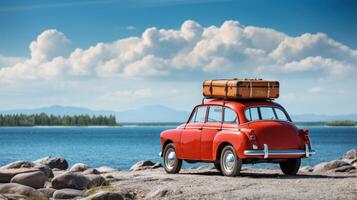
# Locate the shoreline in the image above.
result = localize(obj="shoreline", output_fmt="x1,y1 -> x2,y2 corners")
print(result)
0,149 -> 356,199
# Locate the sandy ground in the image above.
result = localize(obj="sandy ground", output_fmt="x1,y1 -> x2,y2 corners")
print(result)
105,167 -> 357,200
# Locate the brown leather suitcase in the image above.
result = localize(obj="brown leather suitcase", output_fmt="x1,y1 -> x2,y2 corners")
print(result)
203,79 -> 279,99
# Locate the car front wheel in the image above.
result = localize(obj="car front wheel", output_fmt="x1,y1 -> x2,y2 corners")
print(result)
163,143 -> 182,174
220,145 -> 242,177
280,158 -> 301,175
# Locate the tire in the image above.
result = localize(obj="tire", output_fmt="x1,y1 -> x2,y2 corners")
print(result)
163,143 -> 182,174
280,158 -> 301,175
214,162 -> 222,173
220,145 -> 242,177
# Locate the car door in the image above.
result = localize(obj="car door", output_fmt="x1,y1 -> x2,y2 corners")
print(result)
180,105 -> 207,160
201,105 -> 223,161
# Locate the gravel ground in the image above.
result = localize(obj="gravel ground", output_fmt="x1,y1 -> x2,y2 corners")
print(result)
105,167 -> 357,200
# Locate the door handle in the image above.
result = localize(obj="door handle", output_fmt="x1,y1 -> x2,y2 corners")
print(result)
198,127 -> 203,130
216,128 -> 222,131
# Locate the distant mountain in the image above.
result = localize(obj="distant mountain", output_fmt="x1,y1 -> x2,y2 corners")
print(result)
1,105 -> 356,123
0,105 -> 189,123
291,113 -> 357,122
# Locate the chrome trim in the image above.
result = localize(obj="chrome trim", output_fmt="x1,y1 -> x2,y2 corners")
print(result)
263,144 -> 269,159
244,144 -> 315,157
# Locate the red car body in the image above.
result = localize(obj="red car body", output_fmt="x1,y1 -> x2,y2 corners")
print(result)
160,99 -> 315,176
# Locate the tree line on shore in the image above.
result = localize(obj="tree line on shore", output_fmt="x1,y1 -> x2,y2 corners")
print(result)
0,113 -> 117,126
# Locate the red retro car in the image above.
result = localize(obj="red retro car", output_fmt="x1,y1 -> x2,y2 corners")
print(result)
160,99 -> 315,176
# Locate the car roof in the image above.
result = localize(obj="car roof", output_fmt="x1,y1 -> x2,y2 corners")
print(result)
201,99 -> 281,111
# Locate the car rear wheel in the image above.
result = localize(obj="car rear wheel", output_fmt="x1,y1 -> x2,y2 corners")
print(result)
220,145 -> 242,177
280,158 -> 301,175
163,143 -> 182,174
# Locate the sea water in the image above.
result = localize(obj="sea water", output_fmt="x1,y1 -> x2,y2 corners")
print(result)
0,126 -> 356,169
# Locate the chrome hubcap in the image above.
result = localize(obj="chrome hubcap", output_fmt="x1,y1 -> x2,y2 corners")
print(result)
223,150 -> 236,173
165,148 -> 176,170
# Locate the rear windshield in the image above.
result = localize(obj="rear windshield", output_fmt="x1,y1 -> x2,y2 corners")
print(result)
245,106 -> 290,122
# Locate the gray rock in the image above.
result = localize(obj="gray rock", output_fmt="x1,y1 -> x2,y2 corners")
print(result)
10,171 -> 47,189
34,164 -> 53,178
0,168 -> 40,183
83,168 -> 100,175
51,172 -> 90,190
0,193 -> 28,199
86,175 -> 107,188
314,160 -> 351,172
0,183 -> 48,200
37,188 -> 56,198
34,156 -> 68,170
69,163 -> 90,172
151,163 -> 162,169
332,165 -> 356,172
83,191 -> 124,200
129,160 -> 156,171
0,161 -> 35,169
53,188 -> 84,199
341,149 -> 357,160
145,187 -> 171,200
300,166 -> 314,172
95,166 -> 118,174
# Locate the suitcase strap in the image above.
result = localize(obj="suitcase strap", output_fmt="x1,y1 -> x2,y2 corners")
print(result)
267,82 -> 270,98
249,80 -> 253,98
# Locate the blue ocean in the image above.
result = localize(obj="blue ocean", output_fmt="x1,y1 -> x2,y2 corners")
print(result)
0,126 -> 356,169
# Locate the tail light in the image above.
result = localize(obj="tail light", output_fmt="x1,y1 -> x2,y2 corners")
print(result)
241,128 -> 258,149
299,129 -> 311,144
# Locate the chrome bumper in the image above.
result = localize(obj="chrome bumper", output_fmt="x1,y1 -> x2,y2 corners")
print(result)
244,144 -> 315,159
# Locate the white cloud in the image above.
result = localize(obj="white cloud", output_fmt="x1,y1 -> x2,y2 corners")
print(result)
126,25 -> 136,31
308,86 -> 322,93
1,20 -> 356,82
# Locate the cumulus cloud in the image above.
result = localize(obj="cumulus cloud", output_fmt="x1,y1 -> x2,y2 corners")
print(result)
1,20 -> 356,82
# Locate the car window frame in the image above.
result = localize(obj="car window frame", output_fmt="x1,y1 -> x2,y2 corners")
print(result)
244,106 -> 292,122
206,105 -> 224,124
187,105 -> 208,124
223,106 -> 239,124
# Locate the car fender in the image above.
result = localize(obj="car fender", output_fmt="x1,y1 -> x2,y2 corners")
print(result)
212,129 -> 250,160
160,129 -> 183,157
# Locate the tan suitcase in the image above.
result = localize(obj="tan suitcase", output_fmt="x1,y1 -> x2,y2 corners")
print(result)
203,79 -> 279,99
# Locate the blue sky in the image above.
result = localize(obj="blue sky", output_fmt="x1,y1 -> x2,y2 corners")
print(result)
0,0 -> 357,115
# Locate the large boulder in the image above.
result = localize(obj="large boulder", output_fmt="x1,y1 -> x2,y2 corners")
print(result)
69,163 -> 90,172
130,160 -> 159,171
51,172 -> 90,190
10,171 -> 47,189
0,161 -> 35,169
34,164 -> 53,179
95,166 -> 118,174
0,168 -> 39,183
341,149 -> 357,165
83,168 -> 100,175
314,160 -> 352,172
85,175 -> 107,188
341,149 -> 357,160
53,188 -> 84,199
0,183 -> 48,200
34,156 -> 68,170
83,191 -> 124,200
37,188 -> 56,198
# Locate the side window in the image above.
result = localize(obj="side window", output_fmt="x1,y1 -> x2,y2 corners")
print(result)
245,107 -> 259,121
207,106 -> 223,123
260,107 -> 276,120
274,108 -> 288,121
190,106 -> 207,123
224,107 -> 238,124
